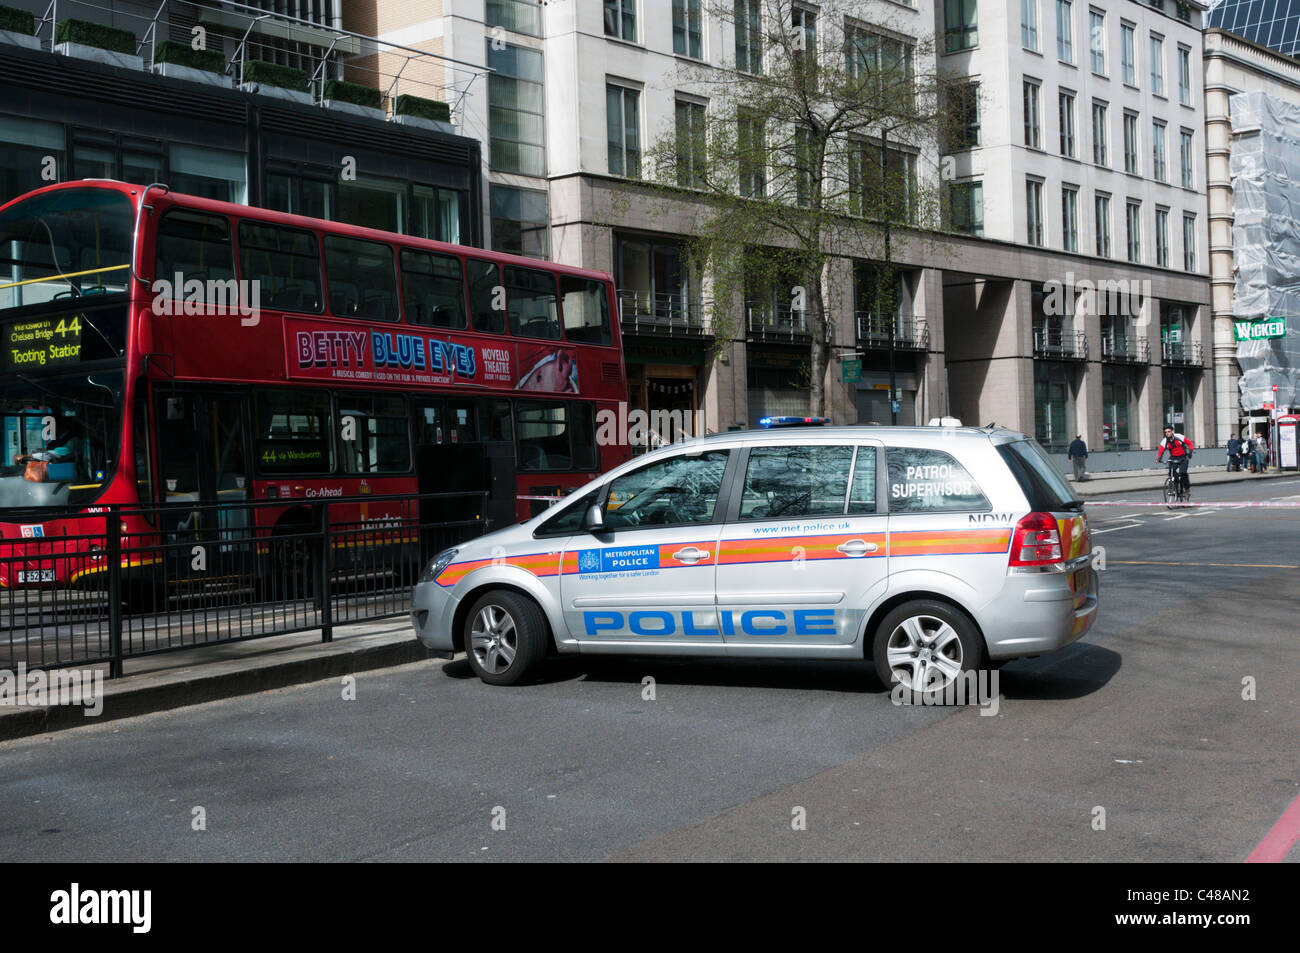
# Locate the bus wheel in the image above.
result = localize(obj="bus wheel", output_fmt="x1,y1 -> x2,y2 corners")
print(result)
463,591 -> 548,686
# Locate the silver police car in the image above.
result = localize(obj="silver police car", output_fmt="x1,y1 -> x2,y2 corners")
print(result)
411,425 -> 1098,693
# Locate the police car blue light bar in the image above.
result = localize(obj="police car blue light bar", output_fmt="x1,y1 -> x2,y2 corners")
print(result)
758,416 -> 831,428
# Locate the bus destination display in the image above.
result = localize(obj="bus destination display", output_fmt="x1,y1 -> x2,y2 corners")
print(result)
4,316 -> 83,370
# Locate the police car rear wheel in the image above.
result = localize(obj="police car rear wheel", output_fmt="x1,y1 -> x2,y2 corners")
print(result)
873,601 -> 984,698
464,591 -> 547,686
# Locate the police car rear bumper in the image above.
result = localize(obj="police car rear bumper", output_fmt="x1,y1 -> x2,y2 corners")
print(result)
410,579 -> 458,652
983,558 -> 1099,659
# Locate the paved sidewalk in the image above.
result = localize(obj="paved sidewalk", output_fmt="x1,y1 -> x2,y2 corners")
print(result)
1068,465 -> 1292,497
0,619 -> 438,741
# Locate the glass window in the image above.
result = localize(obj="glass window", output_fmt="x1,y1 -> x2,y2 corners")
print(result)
560,276 -> 612,345
338,176 -> 404,234
1126,200 -> 1141,262
487,42 -> 546,177
1023,79 -> 1041,149
1180,129 -> 1194,189
947,82 -> 981,150
516,401 -> 573,471
847,447 -> 878,515
1149,34 -> 1164,95
486,0 -> 541,36
998,439 -> 1079,509
236,221 -> 322,314
1026,178 -> 1044,246
1089,9 -> 1105,73
415,400 -> 444,445
1022,0 -> 1039,50
603,450 -> 730,528
738,113 -> 767,198
170,144 -> 247,204
1178,46 -> 1192,105
0,116 -> 66,209
1152,120 -> 1167,182
1095,192 -> 1111,257
324,235 -> 398,321
949,181 -> 984,236
738,445 -> 854,519
675,99 -> 706,189
537,487 -> 600,535
734,0 -> 762,73
1155,207 -> 1169,267
468,259 -> 506,333
401,248 -> 466,329
1062,186 -> 1079,252
604,0 -> 637,40
154,210 -> 236,299
491,185 -> 549,259
1183,213 -> 1196,271
607,84 -> 641,178
504,266 -> 560,339
411,185 -> 461,244
1120,22 -> 1135,85
945,0 -> 978,52
1059,90 -> 1076,157
1092,100 -> 1108,165
255,389 -> 333,473
480,399 -> 514,443
887,448 -> 989,513
791,6 -> 817,75
673,0 -> 702,57
1057,0 -> 1073,62
571,403 -> 597,471
339,394 -> 409,473
1123,111 -> 1139,173
265,171 -> 332,221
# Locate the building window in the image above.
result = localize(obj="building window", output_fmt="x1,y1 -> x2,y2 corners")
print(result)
1089,9 -> 1105,73
949,181 -> 984,236
1123,111 -> 1138,174
1059,90 -> 1076,158
946,82 -> 981,150
1178,45 -> 1192,105
1179,128 -> 1194,189
1152,119 -> 1167,182
1034,362 -> 1075,450
791,5 -> 817,77
1095,192 -> 1111,257
606,83 -> 641,177
170,144 -> 247,204
487,42 -> 546,177
1126,199 -> 1141,262
1176,1 -> 1192,23
1102,365 -> 1136,448
604,0 -> 636,41
490,185 -> 548,259
1062,185 -> 1079,251
673,0 -> 703,58
1057,0 -> 1073,62
846,26 -> 915,109
1120,22 -> 1135,85
944,0 -> 978,53
1027,178 -> 1044,246
1155,207 -> 1169,267
850,142 -> 918,223
1024,79 -> 1042,149
734,0 -> 762,73
1022,0 -> 1039,50
1092,100 -> 1108,166
675,99 -> 706,189
486,0 -> 541,36
738,113 -> 766,197
1149,34 -> 1164,95
1183,213 -> 1196,271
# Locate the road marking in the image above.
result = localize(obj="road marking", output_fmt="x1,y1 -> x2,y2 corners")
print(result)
1163,513 -> 1192,521
1113,560 -> 1300,569
1248,792 -> 1300,862
1092,520 -> 1145,535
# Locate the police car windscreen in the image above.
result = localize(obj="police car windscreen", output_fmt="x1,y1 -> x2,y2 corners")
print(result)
998,439 -> 1081,511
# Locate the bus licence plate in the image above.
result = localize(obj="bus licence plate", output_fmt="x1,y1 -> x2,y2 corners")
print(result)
18,569 -> 55,583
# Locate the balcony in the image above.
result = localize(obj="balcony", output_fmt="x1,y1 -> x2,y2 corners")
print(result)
855,312 -> 928,351
1033,328 -> 1089,361
1100,335 -> 1150,364
746,304 -> 811,342
618,291 -> 710,338
1161,340 -> 1204,366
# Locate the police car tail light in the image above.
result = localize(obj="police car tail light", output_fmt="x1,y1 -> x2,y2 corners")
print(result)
1008,512 -> 1063,566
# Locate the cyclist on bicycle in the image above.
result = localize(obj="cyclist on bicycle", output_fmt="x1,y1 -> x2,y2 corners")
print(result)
1156,425 -> 1194,500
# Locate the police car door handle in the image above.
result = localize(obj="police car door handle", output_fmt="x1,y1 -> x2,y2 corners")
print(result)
672,546 -> 710,563
837,539 -> 877,557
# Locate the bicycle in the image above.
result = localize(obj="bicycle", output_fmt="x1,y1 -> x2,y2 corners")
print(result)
1163,458 -> 1189,508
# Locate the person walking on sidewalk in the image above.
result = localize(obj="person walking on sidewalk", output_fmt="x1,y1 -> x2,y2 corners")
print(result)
1227,435 -> 1241,471
1243,435 -> 1255,473
1156,425 -> 1194,500
1256,434 -> 1270,473
1068,434 -> 1089,481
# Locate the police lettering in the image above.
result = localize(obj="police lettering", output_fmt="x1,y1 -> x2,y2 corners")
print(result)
584,609 -> 837,637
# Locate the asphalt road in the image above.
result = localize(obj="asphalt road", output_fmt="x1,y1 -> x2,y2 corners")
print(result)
2,475 -> 1298,862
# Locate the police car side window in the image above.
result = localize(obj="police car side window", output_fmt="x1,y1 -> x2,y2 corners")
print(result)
603,450 -> 730,529
846,446 -> 877,515
739,445 -> 854,519
536,489 -> 598,536
887,447 -> 990,513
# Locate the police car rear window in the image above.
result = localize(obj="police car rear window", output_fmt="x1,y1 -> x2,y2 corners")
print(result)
997,439 -> 1081,512
887,447 -> 989,513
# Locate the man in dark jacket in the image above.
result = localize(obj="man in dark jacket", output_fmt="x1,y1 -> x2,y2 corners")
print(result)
1227,436 -> 1241,471
1068,434 -> 1088,481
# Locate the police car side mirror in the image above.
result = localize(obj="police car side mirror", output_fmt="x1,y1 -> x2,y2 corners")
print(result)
582,504 -> 606,533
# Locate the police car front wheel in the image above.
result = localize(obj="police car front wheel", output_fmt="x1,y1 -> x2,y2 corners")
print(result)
464,591 -> 548,686
873,600 -> 985,698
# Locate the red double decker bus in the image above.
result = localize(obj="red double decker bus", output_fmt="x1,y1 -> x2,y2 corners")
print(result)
0,180 -> 629,594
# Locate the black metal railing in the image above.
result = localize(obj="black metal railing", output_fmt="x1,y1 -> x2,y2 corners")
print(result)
855,312 -> 928,350
1161,340 -> 1204,365
1100,334 -> 1150,363
1033,328 -> 1089,361
618,290 -> 711,336
0,491 -> 486,677
746,303 -> 811,341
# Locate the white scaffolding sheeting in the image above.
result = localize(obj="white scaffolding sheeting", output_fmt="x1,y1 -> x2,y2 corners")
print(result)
1230,90 -> 1300,411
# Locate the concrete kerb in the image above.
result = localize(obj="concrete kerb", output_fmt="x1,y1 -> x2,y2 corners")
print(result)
0,620 -> 438,741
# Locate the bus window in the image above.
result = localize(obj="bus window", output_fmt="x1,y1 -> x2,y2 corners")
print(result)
504,266 -> 560,340
516,400 -> 571,471
154,210 -> 235,300
338,394 -> 410,473
324,235 -> 398,321
570,402 -> 597,471
560,276 -> 612,345
468,259 -> 505,333
479,399 -> 513,443
414,400 -> 444,445
446,399 -> 476,443
237,221 -> 323,314
401,248 -> 466,329
254,389 -> 333,473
